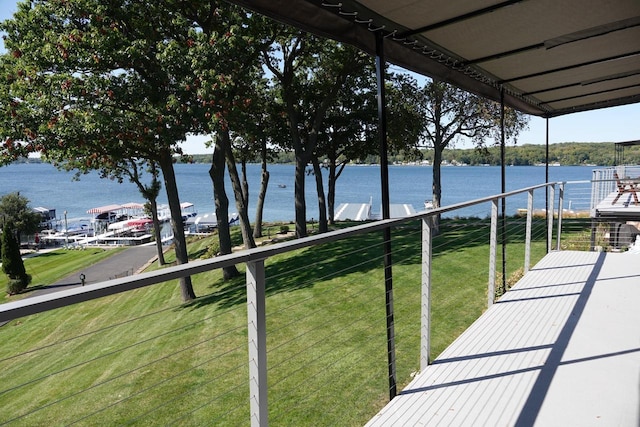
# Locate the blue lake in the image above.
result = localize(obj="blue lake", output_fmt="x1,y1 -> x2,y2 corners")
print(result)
0,162 -> 594,223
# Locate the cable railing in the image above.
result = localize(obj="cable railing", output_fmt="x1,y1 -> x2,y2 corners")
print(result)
0,180 -> 623,426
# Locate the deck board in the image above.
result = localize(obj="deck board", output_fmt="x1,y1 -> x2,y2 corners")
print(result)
366,251 -> 640,426
595,190 -> 640,217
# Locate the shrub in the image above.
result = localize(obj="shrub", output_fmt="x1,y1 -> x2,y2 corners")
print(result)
2,222 -> 32,295
493,267 -> 524,300
7,274 -> 31,295
202,240 -> 221,259
279,225 -> 290,234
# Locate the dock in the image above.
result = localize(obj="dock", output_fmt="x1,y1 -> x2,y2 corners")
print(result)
334,203 -> 372,221
334,202 -> 417,221
366,250 -> 640,426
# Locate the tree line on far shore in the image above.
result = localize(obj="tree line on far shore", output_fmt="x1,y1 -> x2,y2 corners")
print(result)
181,142 -> 638,167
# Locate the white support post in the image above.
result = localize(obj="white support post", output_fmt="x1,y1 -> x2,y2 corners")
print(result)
556,183 -> 564,251
525,189 -> 533,272
420,216 -> 433,370
547,184 -> 555,253
488,199 -> 498,308
247,260 -> 268,427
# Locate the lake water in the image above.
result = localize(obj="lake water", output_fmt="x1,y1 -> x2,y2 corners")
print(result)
0,162 -> 594,224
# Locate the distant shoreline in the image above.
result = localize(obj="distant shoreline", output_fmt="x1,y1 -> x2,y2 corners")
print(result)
12,141 -> 631,168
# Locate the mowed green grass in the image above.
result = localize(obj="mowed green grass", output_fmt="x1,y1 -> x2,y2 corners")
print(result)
0,219 -> 552,426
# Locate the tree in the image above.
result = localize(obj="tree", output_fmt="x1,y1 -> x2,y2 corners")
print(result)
0,192 -> 42,245
0,0 -> 201,300
231,78 -> 281,239
128,161 -> 166,266
177,2 -> 272,259
263,29 -> 369,236
53,152 -> 167,265
418,80 -> 528,226
2,221 -> 31,295
318,72 -> 424,224
209,134 -> 239,279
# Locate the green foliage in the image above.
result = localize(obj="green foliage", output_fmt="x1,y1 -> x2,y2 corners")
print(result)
279,224 -> 290,234
182,141 -> 631,167
1,222 -> 31,294
0,192 -> 42,237
7,276 -> 30,295
434,142 -> 626,166
202,240 -> 220,259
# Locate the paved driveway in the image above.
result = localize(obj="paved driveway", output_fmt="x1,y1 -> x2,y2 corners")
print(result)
31,245 -> 159,297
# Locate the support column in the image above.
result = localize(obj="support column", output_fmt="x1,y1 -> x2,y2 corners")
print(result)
524,189 -> 534,272
488,198 -> 499,307
548,184 -> 555,252
545,118 -> 550,253
420,216 -> 433,370
499,87 -> 507,295
247,260 -> 267,427
375,31 -> 397,401
557,183 -> 564,250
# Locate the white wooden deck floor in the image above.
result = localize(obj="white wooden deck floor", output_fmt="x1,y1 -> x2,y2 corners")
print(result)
595,190 -> 640,217
366,251 -> 640,426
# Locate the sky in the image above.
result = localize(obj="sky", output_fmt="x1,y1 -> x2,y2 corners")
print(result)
1,1 -> 638,155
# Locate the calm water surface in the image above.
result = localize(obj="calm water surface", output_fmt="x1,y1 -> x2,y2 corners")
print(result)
0,162 -> 593,224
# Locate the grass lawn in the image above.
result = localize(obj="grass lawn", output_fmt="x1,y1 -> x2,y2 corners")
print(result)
0,218 -> 565,426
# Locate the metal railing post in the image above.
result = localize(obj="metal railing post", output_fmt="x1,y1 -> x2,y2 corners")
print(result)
556,183 -> 564,250
547,184 -> 555,253
488,199 -> 498,307
524,189 -> 533,272
420,216 -> 433,370
247,260 -> 268,427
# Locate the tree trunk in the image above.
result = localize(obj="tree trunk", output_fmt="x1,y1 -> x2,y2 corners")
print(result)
158,149 -> 196,302
311,158 -> 328,233
221,130 -> 256,249
131,163 -> 165,266
327,156 -> 346,226
253,141 -> 269,239
209,139 -> 240,279
294,150 -> 308,238
327,156 -> 337,225
148,199 -> 166,266
432,143 -> 443,232
241,159 -> 249,207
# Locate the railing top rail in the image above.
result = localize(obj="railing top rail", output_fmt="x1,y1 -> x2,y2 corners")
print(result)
0,181 -> 557,323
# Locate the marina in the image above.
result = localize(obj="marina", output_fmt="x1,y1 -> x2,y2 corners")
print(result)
36,201 -> 199,247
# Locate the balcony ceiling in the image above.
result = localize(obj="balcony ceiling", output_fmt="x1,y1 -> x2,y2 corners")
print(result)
229,0 -> 640,118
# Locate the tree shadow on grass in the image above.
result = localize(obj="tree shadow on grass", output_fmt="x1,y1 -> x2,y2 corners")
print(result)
24,251 -> 64,259
188,246 -> 210,261
181,217 -> 552,312
183,231 -> 387,311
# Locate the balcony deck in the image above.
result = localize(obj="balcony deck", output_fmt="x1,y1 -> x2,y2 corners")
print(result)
366,250 -> 640,426
594,190 -> 640,218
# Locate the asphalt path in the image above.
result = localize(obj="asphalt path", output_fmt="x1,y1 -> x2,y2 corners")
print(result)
29,245 -> 159,297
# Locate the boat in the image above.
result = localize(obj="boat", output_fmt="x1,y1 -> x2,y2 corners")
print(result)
185,212 -> 240,233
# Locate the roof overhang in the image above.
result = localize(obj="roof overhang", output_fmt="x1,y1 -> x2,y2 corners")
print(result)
229,0 -> 640,118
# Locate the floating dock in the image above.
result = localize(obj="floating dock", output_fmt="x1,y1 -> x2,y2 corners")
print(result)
334,202 -> 417,221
